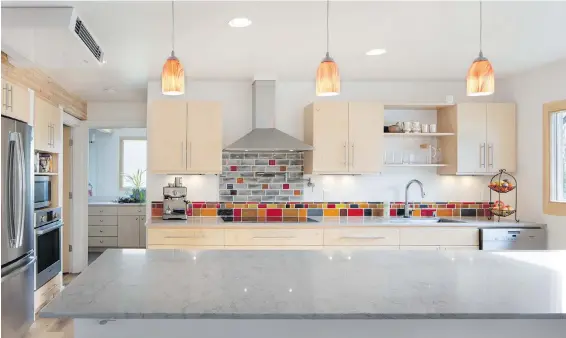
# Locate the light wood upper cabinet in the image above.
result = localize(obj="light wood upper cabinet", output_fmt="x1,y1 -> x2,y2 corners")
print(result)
304,101 -> 384,174
438,103 -> 516,175
348,102 -> 384,173
34,97 -> 62,153
148,100 -> 222,174
2,79 -> 31,124
186,102 -> 223,173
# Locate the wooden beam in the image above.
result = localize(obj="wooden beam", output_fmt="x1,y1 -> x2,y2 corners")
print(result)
1,51 -> 87,120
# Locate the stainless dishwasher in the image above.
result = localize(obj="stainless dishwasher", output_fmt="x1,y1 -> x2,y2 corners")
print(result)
480,228 -> 547,250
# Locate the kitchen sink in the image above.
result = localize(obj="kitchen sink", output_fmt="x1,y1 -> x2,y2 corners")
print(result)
388,218 -> 466,224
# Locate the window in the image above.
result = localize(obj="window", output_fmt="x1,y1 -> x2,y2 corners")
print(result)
544,100 -> 566,215
120,138 -> 147,189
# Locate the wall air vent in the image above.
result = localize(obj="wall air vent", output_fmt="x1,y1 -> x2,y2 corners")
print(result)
74,17 -> 104,63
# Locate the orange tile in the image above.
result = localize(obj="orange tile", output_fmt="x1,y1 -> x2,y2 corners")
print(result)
242,209 -> 257,217
412,209 -> 421,217
225,203 -> 234,208
324,208 -> 339,216
283,217 -> 299,222
294,190 -> 301,196
283,209 -> 298,217
299,216 -> 307,222
258,209 -> 267,217
299,209 -> 307,217
372,208 -> 384,216
201,208 -> 217,217
262,184 -> 269,189
193,208 -> 201,216
359,203 -> 369,208
437,209 -> 452,217
237,178 -> 244,184
452,209 -> 461,216
280,166 -> 287,171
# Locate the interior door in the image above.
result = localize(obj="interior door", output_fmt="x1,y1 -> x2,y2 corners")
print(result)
34,97 -> 51,152
486,103 -> 516,173
348,102 -> 384,173
148,100 -> 187,173
312,102 -> 349,173
62,126 -> 72,272
456,103 -> 487,173
186,101 -> 222,173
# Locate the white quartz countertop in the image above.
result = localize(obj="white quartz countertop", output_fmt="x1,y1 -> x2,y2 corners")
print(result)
88,202 -> 146,206
40,249 -> 566,319
146,216 -> 543,228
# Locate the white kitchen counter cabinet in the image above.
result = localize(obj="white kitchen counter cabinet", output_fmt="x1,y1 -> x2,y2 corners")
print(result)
41,249 -> 566,338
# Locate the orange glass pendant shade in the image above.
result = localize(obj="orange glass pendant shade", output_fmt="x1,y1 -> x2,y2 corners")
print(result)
162,53 -> 185,96
316,53 -> 340,96
466,52 -> 494,96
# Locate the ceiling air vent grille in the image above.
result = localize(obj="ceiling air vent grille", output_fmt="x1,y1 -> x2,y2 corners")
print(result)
73,17 -> 104,63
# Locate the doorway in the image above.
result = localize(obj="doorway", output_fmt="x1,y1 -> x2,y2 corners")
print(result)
62,125 -> 72,272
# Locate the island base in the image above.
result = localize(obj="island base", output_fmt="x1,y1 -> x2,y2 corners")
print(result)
75,318 -> 566,338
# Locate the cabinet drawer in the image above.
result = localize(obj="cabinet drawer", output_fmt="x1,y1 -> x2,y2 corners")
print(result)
88,216 -> 118,226
147,245 -> 225,250
88,226 -> 118,237
88,237 -> 118,247
118,206 -> 145,216
147,229 -> 224,246
399,228 -> 479,246
324,228 -> 399,246
225,229 -> 323,246
88,207 -> 118,216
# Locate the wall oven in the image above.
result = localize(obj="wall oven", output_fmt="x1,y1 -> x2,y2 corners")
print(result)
34,176 -> 52,209
34,207 -> 63,289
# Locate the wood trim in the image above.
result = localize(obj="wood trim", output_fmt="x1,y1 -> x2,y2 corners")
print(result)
1,51 -> 87,120
543,99 -> 566,216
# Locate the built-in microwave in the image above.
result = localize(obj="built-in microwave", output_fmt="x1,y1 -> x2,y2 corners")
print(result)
34,176 -> 52,209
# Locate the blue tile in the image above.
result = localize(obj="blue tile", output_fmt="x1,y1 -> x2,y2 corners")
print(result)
364,209 -> 372,216
307,208 -> 323,216
350,204 -> 359,208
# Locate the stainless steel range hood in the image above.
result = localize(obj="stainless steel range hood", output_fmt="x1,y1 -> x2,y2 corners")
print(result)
224,80 -> 313,152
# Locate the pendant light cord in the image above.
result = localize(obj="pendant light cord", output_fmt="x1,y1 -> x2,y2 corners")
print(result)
171,0 -> 175,53
326,0 -> 330,55
479,1 -> 483,54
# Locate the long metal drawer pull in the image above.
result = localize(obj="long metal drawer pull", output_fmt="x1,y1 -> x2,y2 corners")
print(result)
164,235 -> 205,239
253,236 -> 296,239
340,236 -> 386,240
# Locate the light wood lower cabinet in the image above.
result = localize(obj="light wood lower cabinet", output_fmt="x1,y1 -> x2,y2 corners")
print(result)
324,228 -> 399,246
34,272 -> 62,313
147,228 -> 225,247
225,229 -> 323,246
399,228 -> 479,246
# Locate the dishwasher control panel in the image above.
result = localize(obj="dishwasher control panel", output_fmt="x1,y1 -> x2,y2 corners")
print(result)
480,228 -> 546,250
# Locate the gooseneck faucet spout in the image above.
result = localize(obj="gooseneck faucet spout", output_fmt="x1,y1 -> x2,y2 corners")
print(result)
404,179 -> 426,218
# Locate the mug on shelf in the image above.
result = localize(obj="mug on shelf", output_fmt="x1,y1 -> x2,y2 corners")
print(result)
421,124 -> 430,133
402,121 -> 413,133
429,124 -> 437,133
411,121 -> 421,133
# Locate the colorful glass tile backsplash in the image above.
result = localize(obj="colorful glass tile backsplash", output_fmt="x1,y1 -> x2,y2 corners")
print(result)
219,152 -> 304,203
151,201 -> 493,219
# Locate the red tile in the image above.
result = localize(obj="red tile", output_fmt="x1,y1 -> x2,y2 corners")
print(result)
258,204 -> 267,209
327,204 -> 336,208
186,208 -> 193,216
234,209 -> 242,217
234,216 -> 241,222
348,209 -> 363,216
421,209 -> 437,217
230,166 -> 238,171
483,204 -> 491,208
390,209 -> 397,217
447,204 -> 456,209
192,203 -> 204,208
269,160 -> 276,166
283,184 -> 290,190
266,209 -> 282,217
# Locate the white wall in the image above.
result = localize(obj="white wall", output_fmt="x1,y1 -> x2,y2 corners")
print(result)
87,101 -> 147,127
497,58 -> 566,249
147,79 -> 495,203
88,128 -> 146,201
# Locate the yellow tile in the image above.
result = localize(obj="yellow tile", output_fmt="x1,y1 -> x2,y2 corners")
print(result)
267,204 -> 278,209
248,204 -> 258,209
299,209 -> 307,217
336,204 -> 347,209
324,209 -> 340,217
359,203 -> 369,208
320,203 -> 327,208
437,209 -> 452,217
283,209 -> 298,217
412,209 -> 421,217
201,208 -> 217,217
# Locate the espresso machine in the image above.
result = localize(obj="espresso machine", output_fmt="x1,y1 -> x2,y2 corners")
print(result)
163,177 -> 188,220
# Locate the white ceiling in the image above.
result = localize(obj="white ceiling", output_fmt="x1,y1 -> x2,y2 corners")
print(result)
2,1 -> 566,102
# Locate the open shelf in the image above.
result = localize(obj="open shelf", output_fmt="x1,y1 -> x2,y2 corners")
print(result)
384,132 -> 454,137
34,172 -> 58,176
384,164 -> 447,167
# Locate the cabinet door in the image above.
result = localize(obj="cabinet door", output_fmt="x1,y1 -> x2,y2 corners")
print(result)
50,104 -> 63,153
456,103 -> 487,173
34,97 -> 52,152
2,80 -> 31,124
118,215 -> 141,248
486,103 -> 516,172
311,102 -> 349,173
348,102 -> 384,173
186,101 -> 222,173
148,100 -> 187,173
139,216 -> 146,248
399,246 -> 440,250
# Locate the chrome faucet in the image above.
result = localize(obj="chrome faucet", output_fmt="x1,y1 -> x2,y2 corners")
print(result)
404,179 -> 426,218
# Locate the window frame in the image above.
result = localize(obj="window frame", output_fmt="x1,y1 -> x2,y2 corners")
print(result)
119,137 -> 147,190
543,99 -> 566,216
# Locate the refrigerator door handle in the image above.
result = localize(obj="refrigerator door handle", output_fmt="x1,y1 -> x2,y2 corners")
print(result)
0,252 -> 35,283
7,132 -> 18,247
12,132 -> 26,247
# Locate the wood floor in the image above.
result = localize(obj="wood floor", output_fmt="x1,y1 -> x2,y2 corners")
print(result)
25,274 -> 78,338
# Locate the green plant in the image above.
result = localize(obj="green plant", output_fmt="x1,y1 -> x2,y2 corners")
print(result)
122,169 -> 146,203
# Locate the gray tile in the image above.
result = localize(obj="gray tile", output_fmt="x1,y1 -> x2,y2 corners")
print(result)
288,165 -> 303,171
240,172 -> 254,177
257,177 -> 273,183
222,153 -> 230,159
226,159 -> 241,165
272,177 -> 286,183
253,166 -> 266,172
261,196 -> 275,202
247,195 -> 262,202
219,190 -> 231,196
273,153 -> 286,159
230,153 -> 244,159
220,177 -> 236,183
291,183 -> 304,189
233,184 -> 247,189
243,178 -> 258,183
222,166 -> 231,172
248,184 -> 261,189
233,196 -> 248,202
269,184 -> 282,189
286,153 -> 301,159
288,172 -> 302,179
255,159 -> 268,165
265,190 -> 279,196
251,190 -> 265,195
290,160 -> 303,165
241,159 -> 255,165
258,153 -> 273,159
227,172 -> 240,178
280,190 -> 294,196
276,159 -> 290,165
220,196 -> 234,202
265,166 -> 279,172
238,190 -> 251,195
276,196 -> 290,202
289,196 -> 303,202
244,153 -> 258,159
238,166 -> 252,172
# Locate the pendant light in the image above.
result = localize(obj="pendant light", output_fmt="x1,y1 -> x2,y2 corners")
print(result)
466,1 -> 494,96
162,0 -> 185,95
316,0 -> 340,96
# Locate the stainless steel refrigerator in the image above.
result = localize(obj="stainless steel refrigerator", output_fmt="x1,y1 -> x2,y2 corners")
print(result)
1,116 -> 35,338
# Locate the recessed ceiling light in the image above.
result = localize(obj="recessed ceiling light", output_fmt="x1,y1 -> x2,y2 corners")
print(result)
228,17 -> 252,28
365,48 -> 387,56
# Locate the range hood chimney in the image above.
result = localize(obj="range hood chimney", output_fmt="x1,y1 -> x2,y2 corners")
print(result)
224,80 -> 313,152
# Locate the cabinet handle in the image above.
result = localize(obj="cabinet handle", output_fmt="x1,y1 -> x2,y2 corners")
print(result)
479,143 -> 485,168
6,84 -> 13,111
135,217 -> 138,221
340,236 -> 386,240
253,236 -> 295,239
488,144 -> 494,168
343,142 -> 347,165
100,220 -> 103,222
351,143 -> 355,168
189,141 -> 192,168
181,142 -> 185,168
99,230 -> 103,233
99,240 -> 103,244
